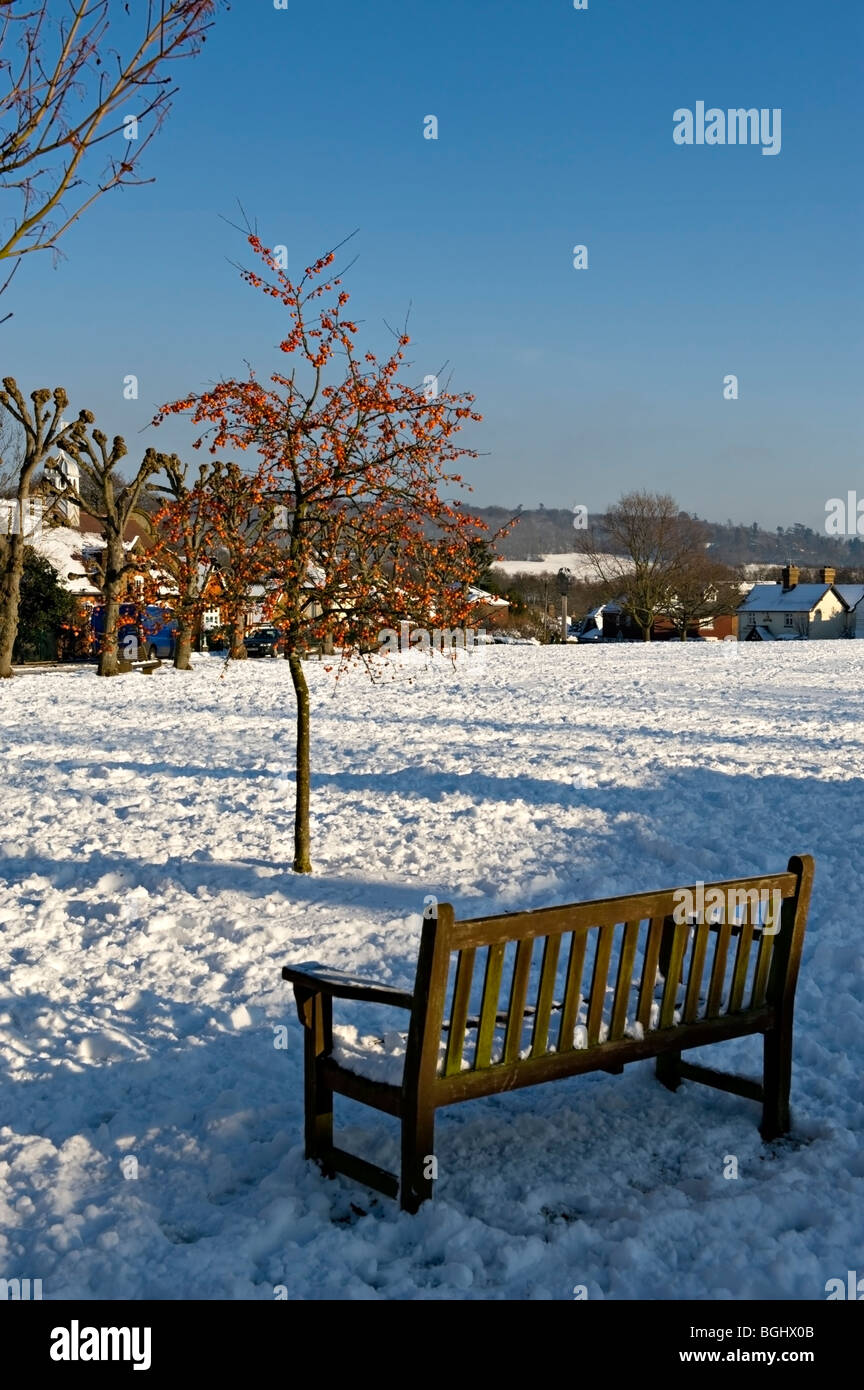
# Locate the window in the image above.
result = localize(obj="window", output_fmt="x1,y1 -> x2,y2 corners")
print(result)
784,614 -> 793,627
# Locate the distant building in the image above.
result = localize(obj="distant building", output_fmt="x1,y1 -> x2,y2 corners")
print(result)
466,586 -> 509,629
834,583 -> 864,638
738,565 -> 858,640
44,449 -> 80,527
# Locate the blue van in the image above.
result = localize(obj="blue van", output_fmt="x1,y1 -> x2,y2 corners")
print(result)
89,603 -> 140,658
140,606 -> 178,659
88,604 -> 177,660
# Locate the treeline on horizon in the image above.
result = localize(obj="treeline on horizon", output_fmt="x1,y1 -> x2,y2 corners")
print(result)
473,506 -> 863,569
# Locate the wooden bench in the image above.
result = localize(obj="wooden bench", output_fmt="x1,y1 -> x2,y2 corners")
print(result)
116,658 -> 162,675
282,854 -> 814,1212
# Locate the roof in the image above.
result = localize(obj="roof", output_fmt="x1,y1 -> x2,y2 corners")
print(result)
78,510 -> 152,546
738,583 -> 835,613
835,584 -> 864,610
467,586 -> 509,608
29,525 -> 100,596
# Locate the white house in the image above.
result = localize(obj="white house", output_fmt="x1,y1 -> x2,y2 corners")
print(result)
738,565 -> 855,640
834,584 -> 864,638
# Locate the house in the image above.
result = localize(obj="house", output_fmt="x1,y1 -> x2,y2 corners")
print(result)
466,585 -> 509,629
738,565 -> 853,640
834,584 -> 864,638
574,601 -> 736,642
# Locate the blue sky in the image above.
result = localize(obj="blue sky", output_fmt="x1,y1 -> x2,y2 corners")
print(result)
5,0 -> 861,529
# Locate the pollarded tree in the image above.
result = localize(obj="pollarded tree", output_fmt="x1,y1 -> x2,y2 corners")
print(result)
156,236 -> 488,872
60,424 -> 162,675
0,377 -> 90,676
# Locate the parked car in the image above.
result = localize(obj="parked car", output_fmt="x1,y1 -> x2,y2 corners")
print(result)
243,626 -> 284,657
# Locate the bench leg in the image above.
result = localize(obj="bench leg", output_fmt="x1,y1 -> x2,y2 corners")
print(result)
400,1105 -> 435,1213
298,990 -> 334,1169
655,1049 -> 682,1092
760,1026 -> 791,1140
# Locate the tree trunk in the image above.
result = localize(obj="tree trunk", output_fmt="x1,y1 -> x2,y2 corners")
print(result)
288,650 -> 312,873
641,626 -> 651,642
98,587 -> 122,676
0,532 -> 25,677
97,536 -> 128,676
229,614 -> 248,660
174,625 -> 194,670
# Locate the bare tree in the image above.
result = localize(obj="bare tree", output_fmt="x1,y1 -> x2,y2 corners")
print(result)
149,454 -> 221,670
61,424 -> 161,675
664,556 -> 739,639
0,377 -> 89,676
0,1 -> 219,315
578,492 -> 709,641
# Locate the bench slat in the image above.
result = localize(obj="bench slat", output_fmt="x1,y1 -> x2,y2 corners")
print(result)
453,874 -> 798,947
531,933 -> 562,1057
558,931 -> 588,1052
659,921 -> 688,1029
435,1008 -> 775,1105
503,939 -> 534,1063
474,943 -> 506,1068
637,915 -> 665,1031
444,948 -> 476,1077
683,922 -> 710,1022
707,920 -> 732,1017
750,900 -> 779,1007
587,923 -> 614,1046
609,920 -> 640,1041
728,913 -> 755,1013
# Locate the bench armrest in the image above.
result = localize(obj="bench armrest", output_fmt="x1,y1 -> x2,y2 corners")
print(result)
282,963 -> 414,1010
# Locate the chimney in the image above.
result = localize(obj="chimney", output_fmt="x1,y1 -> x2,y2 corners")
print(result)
781,563 -> 799,592
819,566 -> 836,586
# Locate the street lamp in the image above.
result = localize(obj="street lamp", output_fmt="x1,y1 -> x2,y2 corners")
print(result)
557,568 -> 572,643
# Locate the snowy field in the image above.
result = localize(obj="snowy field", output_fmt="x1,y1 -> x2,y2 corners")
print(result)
492,551 -> 624,579
1,643 -> 863,1301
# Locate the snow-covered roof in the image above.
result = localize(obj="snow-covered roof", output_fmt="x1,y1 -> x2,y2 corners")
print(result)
584,601 -> 622,618
835,584 -> 864,610
467,585 -> 508,607
738,583 -> 834,613
29,526 -> 99,597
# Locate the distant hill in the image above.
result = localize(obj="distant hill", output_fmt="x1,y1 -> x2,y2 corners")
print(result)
473,506 -> 864,569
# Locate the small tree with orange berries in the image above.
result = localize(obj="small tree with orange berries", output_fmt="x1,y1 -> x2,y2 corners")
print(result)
157,237 -> 489,872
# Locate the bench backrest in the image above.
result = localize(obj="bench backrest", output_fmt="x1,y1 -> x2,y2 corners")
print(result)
403,855 -> 813,1101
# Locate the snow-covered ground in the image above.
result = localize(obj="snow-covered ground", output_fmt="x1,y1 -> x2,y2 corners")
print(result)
492,551 -> 627,579
1,644 -> 863,1300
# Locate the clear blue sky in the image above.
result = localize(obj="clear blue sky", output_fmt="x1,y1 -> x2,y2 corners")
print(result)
5,0 -> 862,530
